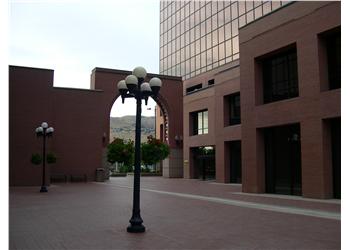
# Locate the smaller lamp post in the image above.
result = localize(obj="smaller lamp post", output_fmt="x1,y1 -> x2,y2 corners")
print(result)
35,122 -> 54,192
117,67 -> 162,233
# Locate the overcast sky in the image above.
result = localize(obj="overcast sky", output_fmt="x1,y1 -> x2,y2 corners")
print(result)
9,0 -> 160,117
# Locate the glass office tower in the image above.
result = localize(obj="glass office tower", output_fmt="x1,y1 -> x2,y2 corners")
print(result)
159,1 -> 290,79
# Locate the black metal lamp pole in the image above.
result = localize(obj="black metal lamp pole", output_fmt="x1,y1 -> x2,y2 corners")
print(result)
35,122 -> 54,193
117,67 -> 162,233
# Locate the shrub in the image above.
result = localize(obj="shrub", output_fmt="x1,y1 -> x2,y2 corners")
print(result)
46,153 -> 57,164
141,135 -> 170,166
31,153 -> 42,165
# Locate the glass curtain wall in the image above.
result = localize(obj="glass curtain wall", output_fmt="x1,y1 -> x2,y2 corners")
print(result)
160,1 -> 291,79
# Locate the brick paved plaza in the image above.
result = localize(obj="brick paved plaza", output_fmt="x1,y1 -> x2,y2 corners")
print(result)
10,177 -> 340,250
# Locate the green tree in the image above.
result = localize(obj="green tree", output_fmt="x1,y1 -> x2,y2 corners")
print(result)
107,138 -> 134,172
141,135 -> 170,166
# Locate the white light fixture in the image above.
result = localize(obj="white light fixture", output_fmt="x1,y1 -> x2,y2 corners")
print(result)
117,80 -> 127,90
36,127 -> 43,133
149,77 -> 162,94
46,127 -> 54,134
41,122 -> 48,128
140,82 -> 152,93
125,75 -> 138,90
117,80 -> 128,95
132,66 -> 147,79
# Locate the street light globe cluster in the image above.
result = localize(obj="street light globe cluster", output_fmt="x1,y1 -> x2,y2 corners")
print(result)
116,66 -> 162,233
35,122 -> 54,136
117,66 -> 162,104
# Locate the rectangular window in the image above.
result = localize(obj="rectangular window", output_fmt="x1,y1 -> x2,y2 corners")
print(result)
191,110 -> 209,135
186,83 -> 202,94
228,93 -> 241,125
326,29 -> 341,89
208,79 -> 215,86
262,47 -> 299,103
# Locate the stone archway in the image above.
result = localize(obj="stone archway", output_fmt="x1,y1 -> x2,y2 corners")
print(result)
92,67 -> 184,179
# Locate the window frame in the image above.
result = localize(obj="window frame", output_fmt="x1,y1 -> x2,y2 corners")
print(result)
261,47 -> 299,104
191,109 -> 209,135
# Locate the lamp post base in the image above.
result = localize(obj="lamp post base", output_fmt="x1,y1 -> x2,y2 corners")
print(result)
40,186 -> 48,192
127,224 -> 145,233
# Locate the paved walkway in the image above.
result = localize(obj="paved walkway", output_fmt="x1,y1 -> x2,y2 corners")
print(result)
10,176 -> 340,250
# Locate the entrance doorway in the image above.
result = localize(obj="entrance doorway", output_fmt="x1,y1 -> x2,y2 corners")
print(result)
193,146 -> 215,180
331,118 -> 341,199
229,141 -> 241,183
265,124 -> 302,196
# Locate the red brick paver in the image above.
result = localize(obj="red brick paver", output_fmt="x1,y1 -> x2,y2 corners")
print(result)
10,177 -> 340,250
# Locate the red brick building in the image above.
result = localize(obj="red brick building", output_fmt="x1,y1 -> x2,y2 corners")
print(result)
9,66 -> 183,186
181,1 -> 340,199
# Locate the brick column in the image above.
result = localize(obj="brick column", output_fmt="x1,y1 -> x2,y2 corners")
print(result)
300,119 -> 332,198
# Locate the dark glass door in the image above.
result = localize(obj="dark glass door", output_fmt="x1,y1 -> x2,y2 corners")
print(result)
265,124 -> 302,196
229,141 -> 242,183
331,118 -> 341,199
194,147 -> 215,180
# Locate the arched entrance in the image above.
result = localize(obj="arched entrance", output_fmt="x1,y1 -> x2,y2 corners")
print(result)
93,67 -> 183,179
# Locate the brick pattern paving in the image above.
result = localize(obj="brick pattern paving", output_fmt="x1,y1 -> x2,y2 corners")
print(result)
10,177 -> 340,250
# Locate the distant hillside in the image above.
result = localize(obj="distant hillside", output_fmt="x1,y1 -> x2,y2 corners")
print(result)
110,116 -> 155,143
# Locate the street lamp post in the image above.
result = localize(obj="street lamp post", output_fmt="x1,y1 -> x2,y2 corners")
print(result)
35,122 -> 54,193
117,66 -> 162,233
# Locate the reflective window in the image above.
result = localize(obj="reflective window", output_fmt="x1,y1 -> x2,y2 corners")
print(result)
246,1 -> 253,11
201,37 -> 206,52
195,40 -> 200,55
206,3 -> 212,18
239,15 -> 246,28
191,110 -> 208,135
206,33 -> 212,48
201,52 -> 206,68
195,25 -> 200,40
272,1 -> 282,11
160,0 -> 288,79
232,36 -> 239,54
190,14 -> 195,29
213,45 -> 219,62
231,2 -> 238,18
201,22 -> 206,38
195,10 -> 200,26
218,10 -> 225,27
207,49 -> 213,65
246,10 -> 254,23
224,7 -> 231,24
196,54 -> 200,70
212,1 -> 217,14
218,1 -> 224,11
200,7 -> 206,22
206,19 -> 212,33
232,19 -> 238,36
263,1 -> 272,15
212,14 -> 218,30
212,30 -> 218,46
219,43 -> 225,60
190,57 -> 195,72
254,6 -> 262,19
238,1 -> 245,16
225,23 -> 232,40
218,26 -> 225,44
225,40 -> 232,57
